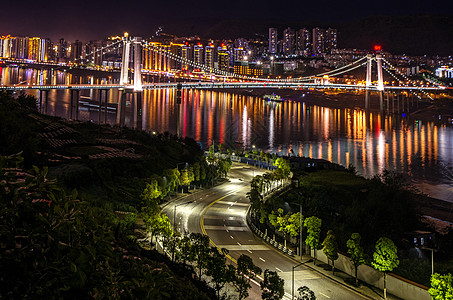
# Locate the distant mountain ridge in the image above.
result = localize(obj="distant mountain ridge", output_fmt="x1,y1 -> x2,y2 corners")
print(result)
164,15 -> 453,56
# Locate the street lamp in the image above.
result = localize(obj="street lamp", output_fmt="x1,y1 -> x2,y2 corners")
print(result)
292,261 -> 305,300
173,200 -> 193,232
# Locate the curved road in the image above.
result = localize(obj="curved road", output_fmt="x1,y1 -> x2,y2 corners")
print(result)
163,162 -> 369,300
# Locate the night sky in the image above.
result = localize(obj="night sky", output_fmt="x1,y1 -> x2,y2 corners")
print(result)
1,0 -> 452,41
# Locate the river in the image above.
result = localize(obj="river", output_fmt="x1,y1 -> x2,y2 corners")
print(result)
2,65 -> 452,202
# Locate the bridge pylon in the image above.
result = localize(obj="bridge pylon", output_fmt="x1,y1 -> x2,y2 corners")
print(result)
365,53 -> 385,110
119,33 -> 142,91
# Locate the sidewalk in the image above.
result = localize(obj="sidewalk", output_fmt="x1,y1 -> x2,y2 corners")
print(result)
298,255 -> 402,300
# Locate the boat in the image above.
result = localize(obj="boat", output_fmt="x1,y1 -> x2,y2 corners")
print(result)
263,93 -> 282,102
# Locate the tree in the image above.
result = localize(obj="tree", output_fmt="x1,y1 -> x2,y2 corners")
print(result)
322,230 -> 339,275
260,269 -> 285,300
177,235 -> 195,266
285,212 -> 302,238
346,233 -> 366,286
275,157 -> 291,177
371,237 -> 399,299
193,162 -> 201,182
179,168 -> 191,192
190,233 -> 211,280
141,178 -> 162,205
428,273 -> 453,300
304,216 -> 322,265
297,286 -> 316,300
247,188 -> 263,215
142,205 -> 173,245
163,168 -> 180,194
233,254 -> 262,300
206,247 -> 234,299
188,167 -> 195,187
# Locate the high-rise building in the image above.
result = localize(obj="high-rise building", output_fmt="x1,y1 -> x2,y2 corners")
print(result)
9,37 -> 29,59
58,38 -> 68,61
193,44 -> 204,68
0,36 -> 10,58
28,37 -> 41,61
70,40 -> 83,63
282,27 -> 295,56
233,47 -> 246,62
268,28 -> 278,54
312,27 -> 325,56
325,28 -> 338,54
296,28 -> 311,56
39,38 -> 51,62
217,45 -> 230,72
181,44 -> 190,71
205,44 -> 215,71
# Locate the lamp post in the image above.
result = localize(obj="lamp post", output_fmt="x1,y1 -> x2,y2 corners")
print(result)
292,261 -> 305,300
299,203 -> 303,258
421,246 -> 437,275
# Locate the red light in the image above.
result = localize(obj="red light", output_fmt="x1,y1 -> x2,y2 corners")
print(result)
374,45 -> 382,51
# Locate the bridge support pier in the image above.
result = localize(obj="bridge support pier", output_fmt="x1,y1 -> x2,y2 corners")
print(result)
70,89 -> 80,120
133,91 -> 142,130
39,89 -> 49,114
98,89 -> 109,124
379,91 -> 384,112
117,89 -> 129,127
176,84 -> 182,137
397,93 -> 400,113
365,90 -> 370,110
386,92 -> 390,113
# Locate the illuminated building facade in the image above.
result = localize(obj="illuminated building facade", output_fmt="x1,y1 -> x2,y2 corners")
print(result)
296,28 -> 311,56
205,44 -> 215,71
283,27 -> 295,56
217,46 -> 230,72
269,28 -> 278,54
325,28 -> 338,53
233,47 -> 245,62
193,44 -> 204,67
312,27 -> 325,56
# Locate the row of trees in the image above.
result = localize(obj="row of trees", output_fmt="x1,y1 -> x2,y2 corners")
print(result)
265,210 -> 400,299
140,156 -> 233,205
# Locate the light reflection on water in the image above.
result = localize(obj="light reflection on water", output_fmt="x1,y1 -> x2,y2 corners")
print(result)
2,66 -> 453,202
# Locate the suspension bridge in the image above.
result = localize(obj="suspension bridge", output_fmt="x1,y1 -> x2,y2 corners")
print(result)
0,33 -> 449,123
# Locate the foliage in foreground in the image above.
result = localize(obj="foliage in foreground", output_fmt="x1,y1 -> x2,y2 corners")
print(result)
428,273 -> 453,300
0,153 -> 210,299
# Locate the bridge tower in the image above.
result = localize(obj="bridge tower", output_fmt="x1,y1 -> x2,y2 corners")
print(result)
120,33 -> 131,85
365,53 -> 385,110
119,33 -> 143,91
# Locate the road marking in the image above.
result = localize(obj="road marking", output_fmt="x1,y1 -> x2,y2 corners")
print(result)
259,257 -> 266,262
319,292 -> 330,298
247,249 -> 252,254
237,242 -> 241,246
230,235 -> 234,239
204,225 -> 248,231
226,229 -> 229,232
276,267 -> 283,272
199,187 -> 247,265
